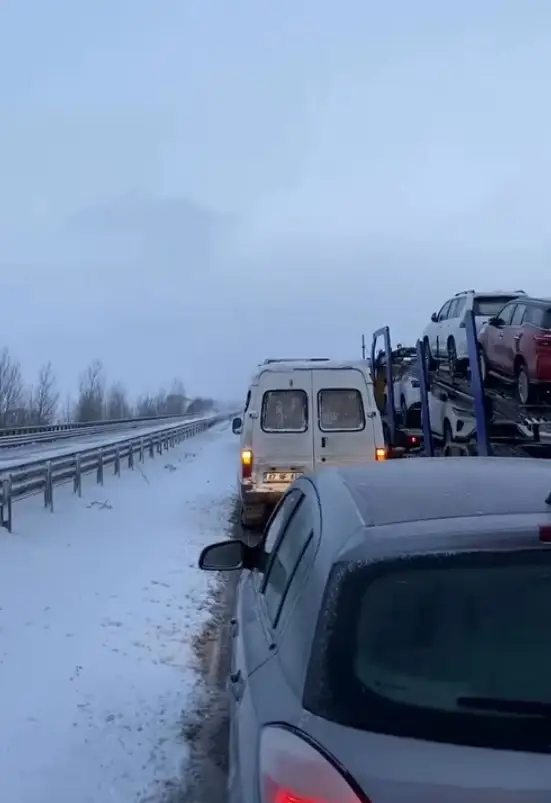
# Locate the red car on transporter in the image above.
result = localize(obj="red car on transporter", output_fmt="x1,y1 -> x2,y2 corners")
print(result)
478,295 -> 551,404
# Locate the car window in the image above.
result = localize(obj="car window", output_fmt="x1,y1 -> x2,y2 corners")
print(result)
318,389 -> 365,432
473,295 -> 519,317
437,300 -> 452,322
262,495 -> 314,626
317,549 -> 551,753
263,488 -> 303,556
453,296 -> 467,316
498,303 -> 516,325
525,305 -> 551,329
261,389 -> 308,432
446,299 -> 460,318
510,304 -> 527,326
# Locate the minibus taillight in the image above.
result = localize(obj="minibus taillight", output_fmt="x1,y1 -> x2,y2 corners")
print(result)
241,449 -> 253,479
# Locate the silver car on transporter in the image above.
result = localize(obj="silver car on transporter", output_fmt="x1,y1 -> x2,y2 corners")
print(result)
199,457 -> 551,803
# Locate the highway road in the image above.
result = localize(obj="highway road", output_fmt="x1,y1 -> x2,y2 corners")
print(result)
0,416 -> 214,471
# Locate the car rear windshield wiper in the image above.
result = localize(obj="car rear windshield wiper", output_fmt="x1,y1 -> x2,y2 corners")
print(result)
457,696 -> 551,718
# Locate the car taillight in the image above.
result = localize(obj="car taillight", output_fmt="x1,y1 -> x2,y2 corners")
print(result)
539,525 -> 551,543
241,448 -> 253,479
534,334 -> 551,350
375,447 -> 386,461
260,725 -> 369,803
407,435 -> 418,445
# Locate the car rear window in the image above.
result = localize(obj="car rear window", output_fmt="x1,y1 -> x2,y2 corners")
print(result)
261,390 -> 308,432
308,550 -> 551,753
473,295 -> 518,316
318,389 -> 365,432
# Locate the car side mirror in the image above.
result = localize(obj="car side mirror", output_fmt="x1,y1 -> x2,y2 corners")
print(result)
488,316 -> 504,328
232,416 -> 243,434
430,312 -> 438,323
199,539 -> 245,571
198,539 -> 262,572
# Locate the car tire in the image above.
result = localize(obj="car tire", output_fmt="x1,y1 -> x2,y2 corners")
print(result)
240,504 -> 265,531
478,347 -> 488,385
400,396 -> 409,426
447,337 -> 458,379
516,363 -> 533,405
423,337 -> 435,372
442,419 -> 469,456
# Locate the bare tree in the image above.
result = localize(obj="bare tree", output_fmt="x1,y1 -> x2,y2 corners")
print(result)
0,348 -> 24,427
75,359 -> 105,423
164,378 -> 187,416
62,393 -> 74,423
135,393 -> 157,417
105,381 -> 131,420
0,345 -> 215,429
154,388 -> 167,416
27,361 -> 59,425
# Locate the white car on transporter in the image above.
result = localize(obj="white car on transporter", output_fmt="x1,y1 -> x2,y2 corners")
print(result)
421,289 -> 526,376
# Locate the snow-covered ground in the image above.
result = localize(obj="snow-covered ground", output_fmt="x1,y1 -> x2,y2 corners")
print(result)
0,419 -> 237,803
0,415 -> 218,469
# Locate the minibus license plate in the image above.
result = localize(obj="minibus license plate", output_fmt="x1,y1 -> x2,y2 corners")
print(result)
264,471 -> 301,483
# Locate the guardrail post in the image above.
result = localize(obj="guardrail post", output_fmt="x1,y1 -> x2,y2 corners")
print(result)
44,461 -> 54,511
157,439 -> 162,455
114,447 -> 121,476
97,450 -> 104,485
128,446 -> 134,469
149,440 -> 154,458
139,437 -> 144,463
73,454 -> 82,497
1,477 -> 12,532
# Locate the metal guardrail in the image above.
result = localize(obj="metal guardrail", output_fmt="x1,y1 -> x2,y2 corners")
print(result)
0,414 -> 228,532
0,411 -> 212,446
0,416 -> 197,449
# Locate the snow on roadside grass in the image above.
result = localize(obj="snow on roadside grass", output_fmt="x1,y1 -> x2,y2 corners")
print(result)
0,420 -> 237,803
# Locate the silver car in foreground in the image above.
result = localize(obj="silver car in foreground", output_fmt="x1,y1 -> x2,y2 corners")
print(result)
199,457 -> 551,803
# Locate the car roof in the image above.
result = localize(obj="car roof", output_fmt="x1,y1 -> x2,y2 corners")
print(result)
523,296 -> 551,307
251,359 -> 372,381
313,457 -> 551,527
472,289 -> 524,296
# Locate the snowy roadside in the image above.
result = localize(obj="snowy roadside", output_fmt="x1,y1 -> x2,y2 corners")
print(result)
0,419 -> 238,803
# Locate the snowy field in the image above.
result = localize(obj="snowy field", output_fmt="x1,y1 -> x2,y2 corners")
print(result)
0,419 -> 237,803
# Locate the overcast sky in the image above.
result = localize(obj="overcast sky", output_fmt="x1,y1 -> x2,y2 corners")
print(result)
1,0 -> 551,403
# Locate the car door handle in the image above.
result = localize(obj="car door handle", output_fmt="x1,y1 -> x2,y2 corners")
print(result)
321,437 -> 327,448
230,618 -> 239,637
229,670 -> 245,701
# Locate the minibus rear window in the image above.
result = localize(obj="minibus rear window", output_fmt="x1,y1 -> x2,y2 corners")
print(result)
261,390 -> 308,432
318,389 -> 365,432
